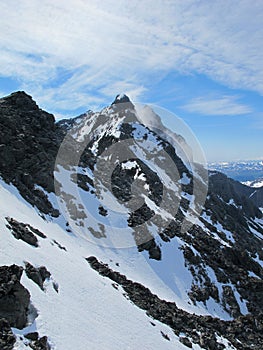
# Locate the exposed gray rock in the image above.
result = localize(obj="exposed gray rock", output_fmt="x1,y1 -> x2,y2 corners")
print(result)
160,331 -> 170,341
52,240 -> 67,251
86,256 -> 263,350
0,91 -> 60,217
6,217 -> 39,247
29,335 -> 51,350
179,336 -> 192,348
5,219 -> 47,260
25,262 -> 51,290
222,285 -> 241,318
25,332 -> 39,341
98,205 -> 108,216
0,265 -> 30,329
0,318 -> 16,350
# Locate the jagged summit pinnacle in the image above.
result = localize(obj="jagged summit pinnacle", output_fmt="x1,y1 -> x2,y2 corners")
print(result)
2,90 -> 32,100
0,90 -> 55,131
111,94 -> 131,105
8,90 -> 30,97
0,90 -> 38,111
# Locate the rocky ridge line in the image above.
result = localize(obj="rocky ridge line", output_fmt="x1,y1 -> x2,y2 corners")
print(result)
86,256 -> 263,350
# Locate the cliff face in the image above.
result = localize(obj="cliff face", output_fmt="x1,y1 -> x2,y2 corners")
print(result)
0,92 -> 60,216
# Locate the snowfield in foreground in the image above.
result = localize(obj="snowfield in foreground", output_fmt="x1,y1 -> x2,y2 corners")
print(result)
0,179 -> 207,350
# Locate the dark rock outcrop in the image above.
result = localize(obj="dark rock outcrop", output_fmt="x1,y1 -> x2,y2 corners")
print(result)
5,218 -> 47,247
179,336 -> 192,348
25,262 -> 51,290
87,256 -> 263,350
52,239 -> 67,251
25,332 -> 39,341
23,332 -> 51,350
0,91 -> 59,217
6,217 -> 39,247
28,335 -> 51,350
0,318 -> 16,350
0,265 -> 30,329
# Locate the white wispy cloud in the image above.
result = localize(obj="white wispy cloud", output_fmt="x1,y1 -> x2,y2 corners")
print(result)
0,0 -> 263,112
181,95 -> 252,116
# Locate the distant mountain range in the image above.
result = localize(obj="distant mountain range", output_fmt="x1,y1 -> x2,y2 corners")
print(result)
209,160 -> 263,184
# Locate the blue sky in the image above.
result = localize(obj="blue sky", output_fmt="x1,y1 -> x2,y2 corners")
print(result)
0,0 -> 263,162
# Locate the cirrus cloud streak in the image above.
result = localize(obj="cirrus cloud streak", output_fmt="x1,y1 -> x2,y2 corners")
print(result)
0,0 -> 263,113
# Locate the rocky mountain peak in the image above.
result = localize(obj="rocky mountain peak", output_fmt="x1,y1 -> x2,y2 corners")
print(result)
0,90 -> 55,130
0,91 -> 39,111
0,91 -> 59,216
112,93 -> 132,105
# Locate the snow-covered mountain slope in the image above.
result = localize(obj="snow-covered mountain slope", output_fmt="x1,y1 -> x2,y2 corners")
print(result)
1,178 -> 262,350
1,179 -> 202,350
0,91 -> 263,349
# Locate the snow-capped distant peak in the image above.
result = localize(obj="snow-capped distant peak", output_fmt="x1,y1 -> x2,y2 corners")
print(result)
242,178 -> 263,188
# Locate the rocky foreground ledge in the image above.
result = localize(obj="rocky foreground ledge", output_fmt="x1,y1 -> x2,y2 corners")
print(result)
87,256 -> 263,350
